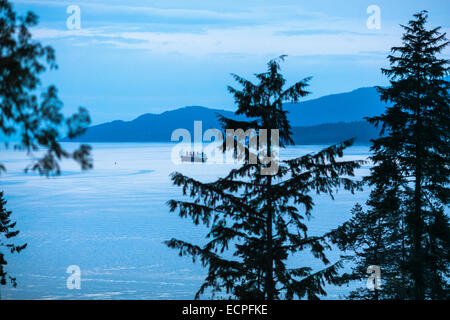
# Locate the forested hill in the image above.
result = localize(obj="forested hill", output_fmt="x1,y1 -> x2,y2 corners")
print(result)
66,86 -> 389,144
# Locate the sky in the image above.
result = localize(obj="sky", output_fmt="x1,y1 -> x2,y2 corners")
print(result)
10,0 -> 450,124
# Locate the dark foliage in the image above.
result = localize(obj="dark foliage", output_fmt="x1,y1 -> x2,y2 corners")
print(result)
333,11 -> 449,300
0,0 -> 93,289
0,0 -> 92,176
0,191 -> 26,287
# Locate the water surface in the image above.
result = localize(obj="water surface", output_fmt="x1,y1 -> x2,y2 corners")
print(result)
0,143 -> 370,299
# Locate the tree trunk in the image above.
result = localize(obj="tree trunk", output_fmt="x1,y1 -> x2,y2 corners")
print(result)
265,129 -> 274,300
413,82 -> 425,300
413,151 -> 424,299
266,191 -> 274,300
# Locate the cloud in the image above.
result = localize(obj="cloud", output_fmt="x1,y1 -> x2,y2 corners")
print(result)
31,24 -> 399,57
23,1 -> 450,58
276,29 -> 387,36
13,0 -> 321,27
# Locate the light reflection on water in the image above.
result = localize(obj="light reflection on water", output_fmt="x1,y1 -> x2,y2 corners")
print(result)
0,143 -> 370,299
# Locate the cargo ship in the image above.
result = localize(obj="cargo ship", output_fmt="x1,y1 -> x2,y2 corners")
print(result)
180,151 -> 208,163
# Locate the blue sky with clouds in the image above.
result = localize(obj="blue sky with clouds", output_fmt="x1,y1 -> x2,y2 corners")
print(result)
10,0 -> 450,124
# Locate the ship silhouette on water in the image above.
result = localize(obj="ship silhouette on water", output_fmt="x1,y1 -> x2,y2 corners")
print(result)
180,151 -> 208,163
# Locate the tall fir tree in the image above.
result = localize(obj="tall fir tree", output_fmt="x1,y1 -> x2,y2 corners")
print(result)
334,11 -> 449,300
165,56 -> 363,299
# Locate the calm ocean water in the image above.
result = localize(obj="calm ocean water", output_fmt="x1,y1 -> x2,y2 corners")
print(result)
0,143 -> 371,299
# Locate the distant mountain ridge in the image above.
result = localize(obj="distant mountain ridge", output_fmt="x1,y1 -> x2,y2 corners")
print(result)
69,106 -> 246,142
285,86 -> 389,126
67,86 -> 390,144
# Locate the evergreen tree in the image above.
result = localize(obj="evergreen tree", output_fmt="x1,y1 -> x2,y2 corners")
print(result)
165,56 -> 363,299
334,11 -> 449,300
333,200 -> 408,299
0,191 -> 26,288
